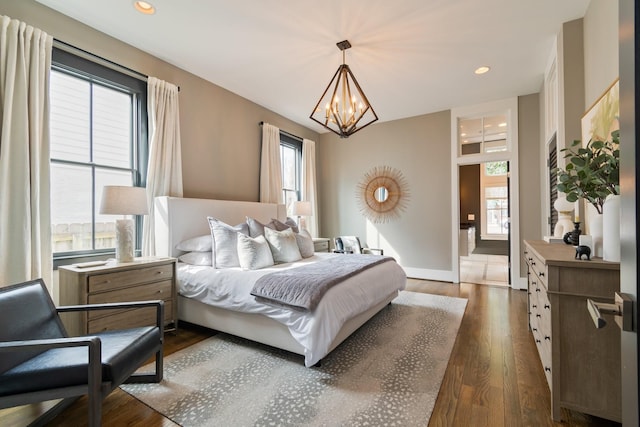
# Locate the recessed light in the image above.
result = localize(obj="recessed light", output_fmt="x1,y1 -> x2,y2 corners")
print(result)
134,1 -> 155,15
474,66 -> 490,75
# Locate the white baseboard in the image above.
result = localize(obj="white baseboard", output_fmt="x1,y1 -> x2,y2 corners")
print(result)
402,267 -> 454,283
402,266 -> 529,290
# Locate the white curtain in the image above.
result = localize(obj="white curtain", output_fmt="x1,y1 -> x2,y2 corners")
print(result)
0,16 -> 53,287
143,76 -> 183,256
302,138 -> 319,237
260,122 -> 283,204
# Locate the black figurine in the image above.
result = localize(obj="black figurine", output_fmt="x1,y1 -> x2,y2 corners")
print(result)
575,245 -> 591,260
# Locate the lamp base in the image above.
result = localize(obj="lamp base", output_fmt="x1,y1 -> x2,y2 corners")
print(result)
115,219 -> 135,263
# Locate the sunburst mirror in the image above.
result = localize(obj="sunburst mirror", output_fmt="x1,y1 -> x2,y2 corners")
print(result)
356,165 -> 410,223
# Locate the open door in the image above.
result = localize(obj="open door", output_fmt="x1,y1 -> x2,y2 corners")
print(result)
619,1 -> 639,424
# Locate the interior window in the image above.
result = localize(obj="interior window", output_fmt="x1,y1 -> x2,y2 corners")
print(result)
280,133 -> 302,214
50,48 -> 147,262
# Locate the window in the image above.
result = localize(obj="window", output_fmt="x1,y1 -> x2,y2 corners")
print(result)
485,186 -> 509,235
480,161 -> 509,238
50,48 -> 147,261
280,133 -> 302,214
458,114 -> 508,156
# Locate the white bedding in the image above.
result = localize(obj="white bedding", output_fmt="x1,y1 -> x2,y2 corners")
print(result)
177,252 -> 406,366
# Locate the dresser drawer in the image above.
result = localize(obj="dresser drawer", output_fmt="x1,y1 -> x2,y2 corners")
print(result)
87,279 -> 173,319
88,264 -> 174,292
88,300 -> 174,333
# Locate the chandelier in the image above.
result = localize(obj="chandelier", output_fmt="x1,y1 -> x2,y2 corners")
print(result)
310,40 -> 378,138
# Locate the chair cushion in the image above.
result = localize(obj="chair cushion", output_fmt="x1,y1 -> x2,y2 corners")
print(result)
0,326 -> 161,397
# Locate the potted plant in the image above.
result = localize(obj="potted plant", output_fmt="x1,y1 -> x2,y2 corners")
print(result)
556,130 -> 620,259
556,130 -> 620,214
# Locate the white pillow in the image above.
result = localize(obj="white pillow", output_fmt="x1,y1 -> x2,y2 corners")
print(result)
175,234 -> 212,252
236,234 -> 274,270
264,227 -> 302,264
295,229 -> 315,258
207,217 -> 249,269
178,251 -> 213,266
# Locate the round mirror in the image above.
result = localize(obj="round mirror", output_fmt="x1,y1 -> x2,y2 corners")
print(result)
356,165 -> 410,223
374,186 -> 389,202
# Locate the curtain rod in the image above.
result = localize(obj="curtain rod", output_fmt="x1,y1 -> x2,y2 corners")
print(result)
259,121 -> 302,142
53,38 -> 180,91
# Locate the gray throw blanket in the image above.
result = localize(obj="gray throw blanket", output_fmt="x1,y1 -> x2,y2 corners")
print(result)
251,255 -> 394,311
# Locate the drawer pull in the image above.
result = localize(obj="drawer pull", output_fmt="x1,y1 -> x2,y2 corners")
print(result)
536,288 -> 540,292
545,336 -> 551,341
531,261 -> 536,266
536,314 -> 541,318
539,272 -> 545,277
531,281 -> 536,285
532,304 -> 537,308
545,367 -> 551,372
544,304 -> 550,309
532,327 -> 538,332
536,339 -> 541,343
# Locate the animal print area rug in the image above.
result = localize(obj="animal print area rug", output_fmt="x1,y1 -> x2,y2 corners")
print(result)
121,291 -> 467,426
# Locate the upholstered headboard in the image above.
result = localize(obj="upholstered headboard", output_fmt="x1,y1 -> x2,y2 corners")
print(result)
154,196 -> 287,258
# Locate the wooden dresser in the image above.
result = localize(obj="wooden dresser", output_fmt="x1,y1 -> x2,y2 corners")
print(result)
523,240 -> 620,422
59,257 -> 177,335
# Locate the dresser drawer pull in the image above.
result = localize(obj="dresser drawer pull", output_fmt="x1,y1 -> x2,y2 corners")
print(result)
545,367 -> 551,372
536,339 -> 541,343
539,272 -> 545,277
545,336 -> 551,341
544,304 -> 550,309
536,314 -> 541,318
532,304 -> 537,308
536,288 -> 540,292
532,327 -> 538,332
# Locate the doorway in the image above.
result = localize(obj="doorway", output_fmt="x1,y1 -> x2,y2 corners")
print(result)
459,161 -> 510,286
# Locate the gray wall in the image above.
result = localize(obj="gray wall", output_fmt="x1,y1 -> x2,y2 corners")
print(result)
317,111 -> 452,278
583,0 -> 619,108
1,0 -> 320,202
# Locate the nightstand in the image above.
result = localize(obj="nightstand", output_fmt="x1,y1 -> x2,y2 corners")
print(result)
312,237 -> 331,252
59,257 -> 177,335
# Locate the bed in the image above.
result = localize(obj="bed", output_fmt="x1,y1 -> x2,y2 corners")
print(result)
154,196 -> 406,366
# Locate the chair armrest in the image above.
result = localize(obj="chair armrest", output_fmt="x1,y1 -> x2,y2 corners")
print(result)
333,249 -> 353,254
363,248 -> 384,255
0,335 -> 101,353
57,300 -> 165,329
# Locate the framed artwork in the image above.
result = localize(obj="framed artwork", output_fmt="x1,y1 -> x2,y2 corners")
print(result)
581,78 -> 619,145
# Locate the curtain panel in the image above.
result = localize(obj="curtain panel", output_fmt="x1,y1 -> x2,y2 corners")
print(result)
302,138 -> 319,237
0,16 -> 53,287
259,122 -> 283,204
143,76 -> 183,256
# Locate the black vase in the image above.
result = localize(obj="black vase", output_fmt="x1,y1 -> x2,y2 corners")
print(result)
563,222 -> 582,246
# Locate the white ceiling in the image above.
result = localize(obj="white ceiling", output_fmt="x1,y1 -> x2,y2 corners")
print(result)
36,0 -> 591,134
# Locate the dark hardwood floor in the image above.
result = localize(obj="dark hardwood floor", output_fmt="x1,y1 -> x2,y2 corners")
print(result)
0,279 -> 621,426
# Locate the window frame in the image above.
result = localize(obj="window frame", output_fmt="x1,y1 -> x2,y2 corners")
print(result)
51,48 -> 148,267
279,132 -> 303,212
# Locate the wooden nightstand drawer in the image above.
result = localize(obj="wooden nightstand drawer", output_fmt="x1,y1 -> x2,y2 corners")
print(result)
87,279 -> 173,319
88,300 -> 174,333
88,264 -> 173,292
313,238 -> 330,252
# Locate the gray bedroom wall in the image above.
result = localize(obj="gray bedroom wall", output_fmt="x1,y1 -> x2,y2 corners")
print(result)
518,93 -> 542,277
2,0 -> 320,203
316,110 -> 453,279
583,0 -> 619,108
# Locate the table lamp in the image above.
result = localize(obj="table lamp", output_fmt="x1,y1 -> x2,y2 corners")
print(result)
99,186 -> 149,262
291,200 -> 312,230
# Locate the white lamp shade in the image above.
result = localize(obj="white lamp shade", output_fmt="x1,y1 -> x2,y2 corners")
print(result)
292,201 -> 312,216
100,186 -> 149,215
